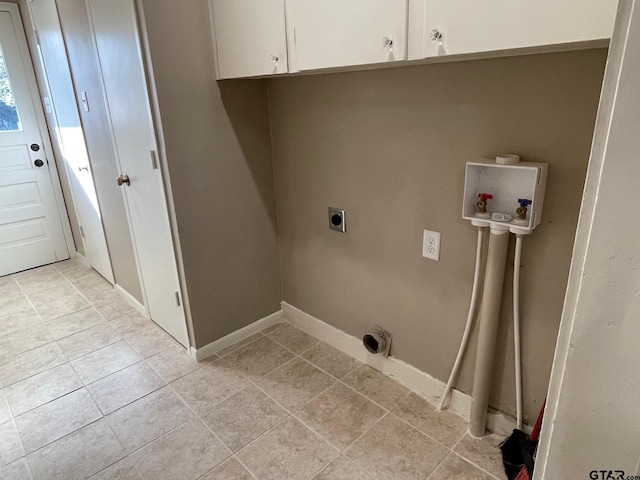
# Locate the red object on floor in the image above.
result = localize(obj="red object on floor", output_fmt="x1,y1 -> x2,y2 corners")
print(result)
514,466 -> 530,480
530,400 -> 546,442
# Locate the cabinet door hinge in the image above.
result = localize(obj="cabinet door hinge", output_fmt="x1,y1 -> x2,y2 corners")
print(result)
150,150 -> 158,170
80,226 -> 85,238
174,291 -> 181,307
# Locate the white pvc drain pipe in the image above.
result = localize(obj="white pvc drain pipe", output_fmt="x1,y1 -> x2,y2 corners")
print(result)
469,227 -> 510,438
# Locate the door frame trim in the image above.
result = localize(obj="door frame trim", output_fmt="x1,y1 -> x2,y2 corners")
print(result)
0,1 -> 75,263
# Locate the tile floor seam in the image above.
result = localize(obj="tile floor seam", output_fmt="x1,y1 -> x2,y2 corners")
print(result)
3,416 -> 26,468
215,332 -> 267,359
163,376 -> 238,458
391,406 -> 459,451
332,376 -> 394,414
424,450 -> 455,480
166,371 -> 252,421
296,354 -> 359,384
61,270 -> 136,324
449,450 -> 502,480
5,374 -> 85,418
144,352 -> 202,384
227,454 -> 259,480
340,453 -> 375,480
0,339 -> 66,384
70,342 -> 143,385
228,412 -> 292,458
265,331 -> 320,357
22,416 -> 106,465
340,410 -> 391,462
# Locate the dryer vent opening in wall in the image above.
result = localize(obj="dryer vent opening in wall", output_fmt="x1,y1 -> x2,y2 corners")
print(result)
363,327 -> 392,357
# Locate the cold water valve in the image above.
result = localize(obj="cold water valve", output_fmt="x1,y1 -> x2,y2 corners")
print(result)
514,199 -> 532,225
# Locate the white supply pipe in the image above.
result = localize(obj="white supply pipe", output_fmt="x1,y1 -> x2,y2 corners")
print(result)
439,227 -> 485,411
513,235 -> 524,430
469,227 -> 510,438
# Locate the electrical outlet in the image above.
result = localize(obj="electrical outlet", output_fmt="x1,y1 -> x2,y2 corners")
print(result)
422,229 -> 441,261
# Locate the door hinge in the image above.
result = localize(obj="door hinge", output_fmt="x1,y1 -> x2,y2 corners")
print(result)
150,150 -> 158,170
34,29 -> 41,46
174,291 -> 181,307
80,226 -> 85,238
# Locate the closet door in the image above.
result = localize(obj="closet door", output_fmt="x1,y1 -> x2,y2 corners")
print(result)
87,0 -> 189,346
28,0 -> 114,282
289,0 -> 407,71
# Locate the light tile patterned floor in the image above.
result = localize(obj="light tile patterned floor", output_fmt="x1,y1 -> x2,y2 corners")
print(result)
0,260 -> 507,480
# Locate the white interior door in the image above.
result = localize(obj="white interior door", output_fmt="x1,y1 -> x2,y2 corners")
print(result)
87,0 -> 188,346
0,3 -> 68,276
27,0 -> 114,283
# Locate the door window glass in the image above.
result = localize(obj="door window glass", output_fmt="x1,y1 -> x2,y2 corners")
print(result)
0,43 -> 22,132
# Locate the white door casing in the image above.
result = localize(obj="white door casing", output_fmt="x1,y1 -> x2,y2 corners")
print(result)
0,2 -> 70,276
86,0 -> 189,346
27,0 -> 114,283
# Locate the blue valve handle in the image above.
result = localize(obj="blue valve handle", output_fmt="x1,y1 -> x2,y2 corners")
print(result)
518,199 -> 532,207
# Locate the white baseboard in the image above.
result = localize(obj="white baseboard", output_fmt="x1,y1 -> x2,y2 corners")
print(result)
282,301 -> 526,436
114,284 -> 146,317
190,310 -> 283,362
71,251 -> 90,266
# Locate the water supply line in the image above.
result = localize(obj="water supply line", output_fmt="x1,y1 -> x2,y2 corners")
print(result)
513,234 -> 524,430
469,226 -> 510,438
439,226 -> 486,411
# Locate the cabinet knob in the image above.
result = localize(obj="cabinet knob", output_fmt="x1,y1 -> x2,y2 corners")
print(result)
270,54 -> 279,65
381,36 -> 393,49
430,29 -> 443,41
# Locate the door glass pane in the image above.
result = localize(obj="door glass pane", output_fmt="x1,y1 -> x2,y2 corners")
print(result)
0,43 -> 22,132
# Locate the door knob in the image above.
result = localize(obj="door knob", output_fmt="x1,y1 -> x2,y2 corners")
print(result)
116,174 -> 130,186
34,159 -> 44,167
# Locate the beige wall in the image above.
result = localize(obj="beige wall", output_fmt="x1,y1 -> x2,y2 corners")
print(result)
56,0 -> 143,301
269,49 -> 607,423
140,0 -> 282,347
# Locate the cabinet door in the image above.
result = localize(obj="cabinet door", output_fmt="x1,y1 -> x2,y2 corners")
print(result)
211,0 -> 287,79
418,0 -> 617,58
289,0 -> 407,71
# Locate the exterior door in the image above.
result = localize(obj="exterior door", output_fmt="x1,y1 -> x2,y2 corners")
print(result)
28,0 -> 114,283
0,2 -> 68,276
87,0 -> 189,346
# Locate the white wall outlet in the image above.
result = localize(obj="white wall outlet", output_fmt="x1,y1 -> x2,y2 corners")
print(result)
422,229 -> 441,261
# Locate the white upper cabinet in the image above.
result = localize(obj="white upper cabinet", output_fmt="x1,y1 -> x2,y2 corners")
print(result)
209,0 -> 617,79
211,0 -> 288,79
287,0 -> 408,72
410,0 -> 618,60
